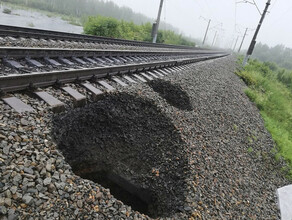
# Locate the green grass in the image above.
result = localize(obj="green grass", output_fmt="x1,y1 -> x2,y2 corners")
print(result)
236,59 -> 292,177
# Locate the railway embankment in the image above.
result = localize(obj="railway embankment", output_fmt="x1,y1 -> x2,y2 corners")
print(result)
0,55 -> 289,219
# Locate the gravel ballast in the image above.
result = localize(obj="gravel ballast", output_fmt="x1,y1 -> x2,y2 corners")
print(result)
0,56 -> 289,219
0,36 -> 190,52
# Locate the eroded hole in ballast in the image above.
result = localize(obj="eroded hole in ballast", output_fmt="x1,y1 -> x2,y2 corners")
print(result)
148,79 -> 193,111
52,92 -> 190,218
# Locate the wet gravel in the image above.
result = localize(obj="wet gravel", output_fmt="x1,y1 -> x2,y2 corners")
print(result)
0,56 -> 290,219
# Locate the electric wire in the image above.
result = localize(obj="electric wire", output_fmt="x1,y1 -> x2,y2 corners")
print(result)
252,0 -> 262,15
236,0 -> 261,15
203,0 -> 213,18
234,0 -> 239,39
194,0 -> 205,13
267,4 -> 292,26
270,0 -> 278,11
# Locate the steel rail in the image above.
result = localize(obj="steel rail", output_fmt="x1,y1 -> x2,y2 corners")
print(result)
0,54 -> 228,93
0,47 -> 221,59
0,24 -> 201,50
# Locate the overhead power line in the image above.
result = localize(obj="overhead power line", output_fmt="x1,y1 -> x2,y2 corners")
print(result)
236,0 -> 261,15
252,0 -> 261,15
270,0 -> 278,11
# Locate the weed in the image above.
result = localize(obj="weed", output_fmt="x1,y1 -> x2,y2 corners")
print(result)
3,8 -> 12,14
61,15 -> 82,26
256,151 -> 261,158
270,147 -> 278,155
247,147 -> 253,153
27,22 -> 34,27
244,89 -> 257,102
251,134 -> 258,142
239,71 -> 258,86
68,20 -> 82,26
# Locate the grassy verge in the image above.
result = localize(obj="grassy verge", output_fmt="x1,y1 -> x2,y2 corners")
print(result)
236,58 -> 292,177
2,2 -> 82,26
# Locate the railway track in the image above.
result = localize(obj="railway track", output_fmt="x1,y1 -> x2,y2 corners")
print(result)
0,24 -> 199,51
0,25 -> 229,114
0,47 -> 222,75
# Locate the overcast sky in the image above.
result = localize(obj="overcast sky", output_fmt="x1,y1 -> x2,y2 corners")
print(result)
108,0 -> 292,50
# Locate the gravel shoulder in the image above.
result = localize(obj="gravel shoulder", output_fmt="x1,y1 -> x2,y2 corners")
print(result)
0,56 -> 289,219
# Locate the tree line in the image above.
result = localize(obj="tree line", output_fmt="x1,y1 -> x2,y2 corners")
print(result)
252,43 -> 292,70
249,43 -> 292,90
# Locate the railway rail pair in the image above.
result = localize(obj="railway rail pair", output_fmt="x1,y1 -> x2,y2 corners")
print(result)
0,25 -> 229,113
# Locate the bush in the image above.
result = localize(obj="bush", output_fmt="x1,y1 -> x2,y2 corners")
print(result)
277,69 -> 292,89
245,59 -> 271,77
3,8 -> 12,14
239,71 -> 258,86
264,61 -> 278,71
83,15 -> 195,46
84,16 -> 120,38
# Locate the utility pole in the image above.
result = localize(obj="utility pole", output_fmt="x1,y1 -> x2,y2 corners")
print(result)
212,31 -> 217,46
233,36 -> 239,51
238,28 -> 248,53
152,0 -> 164,43
202,19 -> 211,45
243,0 -> 272,66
